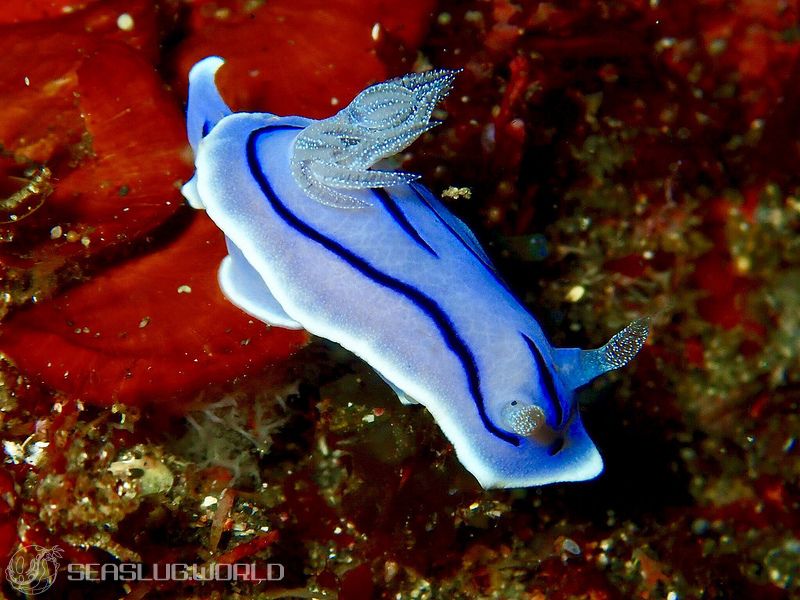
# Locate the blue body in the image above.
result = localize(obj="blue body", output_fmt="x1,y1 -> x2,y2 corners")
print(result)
183,58 -> 648,488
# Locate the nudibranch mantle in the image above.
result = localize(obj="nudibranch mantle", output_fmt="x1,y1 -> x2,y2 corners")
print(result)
183,57 -> 649,489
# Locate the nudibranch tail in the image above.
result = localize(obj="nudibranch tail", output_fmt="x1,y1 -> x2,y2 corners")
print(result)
555,317 -> 651,391
183,56 -> 233,209
289,68 -> 459,209
186,56 -> 232,154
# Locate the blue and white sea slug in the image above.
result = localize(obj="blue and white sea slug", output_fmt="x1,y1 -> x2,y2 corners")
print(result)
182,57 -> 650,489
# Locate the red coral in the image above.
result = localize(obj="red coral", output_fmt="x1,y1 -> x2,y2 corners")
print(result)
173,0 -> 434,118
0,1 -> 103,25
0,216 -> 307,409
0,0 -> 178,273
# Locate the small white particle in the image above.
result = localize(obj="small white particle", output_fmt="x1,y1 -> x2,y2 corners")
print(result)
464,10 -> 484,23
177,285 -> 192,294
442,186 -> 472,200
565,285 -> 586,303
3,441 -> 24,464
330,97 -> 339,106
50,225 -> 62,239
25,441 -> 49,466
200,496 -> 218,508
655,37 -> 676,51
371,23 -> 381,41
362,414 -> 375,423
81,236 -> 91,248
24,76 -> 30,86
139,316 -> 151,328
116,13 -> 134,31
562,538 -> 581,555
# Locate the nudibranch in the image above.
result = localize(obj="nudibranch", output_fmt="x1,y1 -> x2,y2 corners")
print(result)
182,57 -> 649,488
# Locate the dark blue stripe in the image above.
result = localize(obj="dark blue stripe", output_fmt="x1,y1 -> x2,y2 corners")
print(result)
202,120 -> 211,137
373,188 -> 437,257
246,125 -> 520,447
409,184 -> 511,293
521,334 -> 564,428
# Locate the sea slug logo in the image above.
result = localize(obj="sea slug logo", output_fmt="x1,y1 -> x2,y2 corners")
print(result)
5,545 -> 63,595
4,545 -> 283,592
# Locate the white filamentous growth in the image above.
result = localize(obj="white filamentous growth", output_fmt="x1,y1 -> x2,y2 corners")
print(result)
290,69 -> 458,209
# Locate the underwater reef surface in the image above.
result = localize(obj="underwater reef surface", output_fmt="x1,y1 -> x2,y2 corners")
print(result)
0,0 -> 798,598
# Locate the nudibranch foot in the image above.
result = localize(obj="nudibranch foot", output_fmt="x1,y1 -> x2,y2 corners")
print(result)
218,237 -> 303,330
183,56 -> 650,490
376,371 -> 420,405
181,174 -> 203,209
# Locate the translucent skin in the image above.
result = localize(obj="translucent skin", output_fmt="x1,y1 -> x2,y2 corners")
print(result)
290,69 -> 456,209
183,57 -> 648,488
